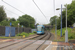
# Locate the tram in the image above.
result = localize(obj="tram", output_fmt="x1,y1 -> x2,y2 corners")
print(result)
37,25 -> 45,34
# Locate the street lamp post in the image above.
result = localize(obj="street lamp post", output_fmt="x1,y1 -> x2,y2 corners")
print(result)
56,4 -> 68,42
10,22 -> 12,38
61,4 -> 62,37
18,23 -> 20,37
56,4 -> 62,37
65,4 -> 68,42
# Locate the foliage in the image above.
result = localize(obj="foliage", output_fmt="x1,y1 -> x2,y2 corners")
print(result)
29,33 -> 35,35
51,27 -> 75,40
33,31 -> 37,33
0,6 -> 7,22
11,21 -> 20,27
9,18 -> 16,22
16,32 -> 35,37
36,23 -> 39,25
67,1 -> 75,26
50,15 -> 58,26
0,20 -> 20,27
0,20 -> 10,26
17,14 -> 35,28
50,0 -> 75,29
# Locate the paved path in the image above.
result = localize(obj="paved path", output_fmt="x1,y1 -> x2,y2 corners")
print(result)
45,42 -> 75,50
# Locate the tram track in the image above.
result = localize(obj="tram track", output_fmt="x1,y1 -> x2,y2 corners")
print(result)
19,32 -> 51,50
0,32 -> 51,50
19,33 -> 48,50
0,34 -> 41,45
8,33 -> 47,50
36,32 -> 51,50
0,34 -> 40,49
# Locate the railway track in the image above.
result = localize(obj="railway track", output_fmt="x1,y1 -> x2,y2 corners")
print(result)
0,34 -> 41,49
0,32 -> 51,50
19,32 -> 51,50
36,32 -> 51,50
0,34 -> 40,45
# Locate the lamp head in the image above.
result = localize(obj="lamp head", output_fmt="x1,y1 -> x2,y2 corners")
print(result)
56,8 -> 60,10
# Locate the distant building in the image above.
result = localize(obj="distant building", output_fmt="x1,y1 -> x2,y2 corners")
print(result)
73,23 -> 75,27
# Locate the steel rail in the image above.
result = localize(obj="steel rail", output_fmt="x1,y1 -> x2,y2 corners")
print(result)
0,35 -> 40,49
19,33 -> 48,50
36,32 -> 51,50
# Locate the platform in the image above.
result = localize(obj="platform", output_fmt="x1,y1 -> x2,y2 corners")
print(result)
45,42 -> 75,50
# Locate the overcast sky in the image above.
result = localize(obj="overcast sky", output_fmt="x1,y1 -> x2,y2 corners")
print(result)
0,0 -> 72,24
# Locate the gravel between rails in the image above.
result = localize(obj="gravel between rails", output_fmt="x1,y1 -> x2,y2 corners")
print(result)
36,32 -> 51,50
19,33 -> 48,50
0,32 -> 50,50
32,33 -> 47,40
0,34 -> 40,49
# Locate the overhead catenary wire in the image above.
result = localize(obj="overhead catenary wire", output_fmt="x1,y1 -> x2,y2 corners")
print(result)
53,0 -> 55,15
5,8 -> 20,16
32,0 -> 48,22
2,0 -> 25,14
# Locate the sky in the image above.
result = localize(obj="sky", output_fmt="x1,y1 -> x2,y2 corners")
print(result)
0,0 -> 72,24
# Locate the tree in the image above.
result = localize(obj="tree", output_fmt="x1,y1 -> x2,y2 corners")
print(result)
67,0 -> 75,26
36,23 -> 39,25
17,14 -> 35,28
0,6 -> 7,22
57,0 -> 75,29
9,18 -> 16,22
50,15 -> 58,26
0,20 -> 10,26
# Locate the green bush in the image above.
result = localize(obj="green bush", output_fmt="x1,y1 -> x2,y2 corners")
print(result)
16,33 -> 21,36
20,32 -> 29,37
33,31 -> 37,33
16,32 -> 35,37
29,33 -> 34,35
16,32 -> 29,37
52,27 -> 75,40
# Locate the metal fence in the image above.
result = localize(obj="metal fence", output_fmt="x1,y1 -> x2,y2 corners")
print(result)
0,26 -> 5,36
0,26 -> 31,36
31,29 -> 37,33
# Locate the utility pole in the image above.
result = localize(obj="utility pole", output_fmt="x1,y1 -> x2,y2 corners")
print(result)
65,4 -> 68,42
61,4 -> 62,37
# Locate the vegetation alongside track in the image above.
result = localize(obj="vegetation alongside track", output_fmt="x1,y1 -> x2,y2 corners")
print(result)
51,27 -> 75,41
0,32 -> 36,39
16,32 -> 35,37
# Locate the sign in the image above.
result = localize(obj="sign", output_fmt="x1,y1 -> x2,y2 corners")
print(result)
10,22 -> 12,26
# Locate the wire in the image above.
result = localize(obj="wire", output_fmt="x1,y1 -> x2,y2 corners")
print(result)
32,0 -> 48,22
5,8 -> 19,16
2,0 -> 25,14
53,0 -> 55,15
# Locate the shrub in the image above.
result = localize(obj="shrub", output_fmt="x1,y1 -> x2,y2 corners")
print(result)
20,32 -> 29,37
29,33 -> 34,35
16,33 -> 21,36
33,31 -> 37,33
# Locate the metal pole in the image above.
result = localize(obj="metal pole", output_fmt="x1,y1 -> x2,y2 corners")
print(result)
61,4 -> 62,37
18,25 -> 19,37
66,4 -> 67,31
10,26 -> 11,38
65,4 -> 68,42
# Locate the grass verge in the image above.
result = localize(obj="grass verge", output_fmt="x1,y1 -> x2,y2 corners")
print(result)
51,27 -> 75,42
